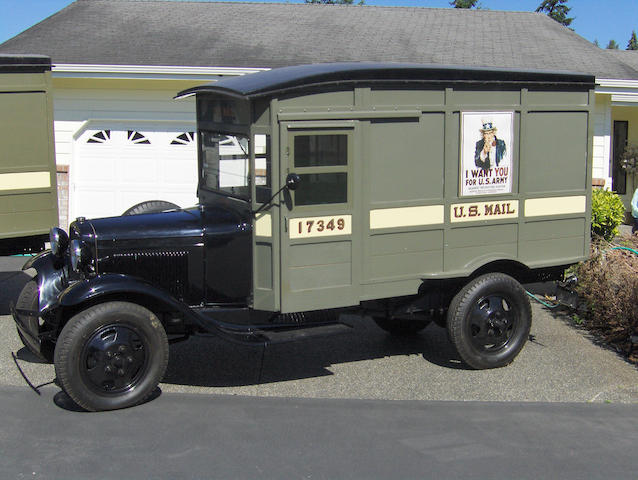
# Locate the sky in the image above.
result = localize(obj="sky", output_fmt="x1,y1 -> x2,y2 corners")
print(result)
0,0 -> 637,48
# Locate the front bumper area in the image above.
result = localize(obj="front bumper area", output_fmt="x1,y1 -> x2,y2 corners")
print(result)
10,299 -> 50,358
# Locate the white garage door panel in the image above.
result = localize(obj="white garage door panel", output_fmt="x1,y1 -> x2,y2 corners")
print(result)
72,128 -> 198,222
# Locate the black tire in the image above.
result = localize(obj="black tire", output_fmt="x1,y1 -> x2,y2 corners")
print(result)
15,280 -> 54,363
373,317 -> 430,335
122,200 -> 179,216
54,301 -> 169,411
447,273 -> 531,369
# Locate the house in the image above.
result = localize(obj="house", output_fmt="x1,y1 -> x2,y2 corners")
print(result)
1,0 -> 637,226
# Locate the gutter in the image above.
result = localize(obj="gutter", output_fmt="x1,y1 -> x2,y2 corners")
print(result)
596,78 -> 638,104
52,64 -> 270,81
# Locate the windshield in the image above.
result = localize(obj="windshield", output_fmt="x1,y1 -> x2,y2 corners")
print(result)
200,131 -> 250,200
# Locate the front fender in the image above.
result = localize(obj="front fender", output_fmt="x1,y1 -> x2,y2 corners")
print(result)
23,250 -> 69,313
58,273 -> 194,317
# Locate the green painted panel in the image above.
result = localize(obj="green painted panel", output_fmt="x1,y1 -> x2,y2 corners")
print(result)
526,91 -> 589,106
0,92 -> 50,171
369,89 -> 445,106
369,114 -> 444,203
289,241 -> 351,267
370,230 -> 443,255
361,278 -> 422,301
255,242 -> 273,289
444,244 -> 518,271
279,91 -> 354,108
289,263 -> 352,291
520,218 -> 586,241
520,112 -> 588,193
447,224 -> 517,249
0,209 -> 55,237
0,73 -> 47,91
451,91 -> 520,105
367,250 -> 443,281
519,236 -> 585,264
0,191 -> 55,213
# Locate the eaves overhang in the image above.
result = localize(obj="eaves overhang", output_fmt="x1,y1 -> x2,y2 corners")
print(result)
52,64 -> 270,82
596,78 -> 638,105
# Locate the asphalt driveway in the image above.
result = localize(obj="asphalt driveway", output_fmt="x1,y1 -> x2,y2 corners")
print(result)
1,256 -> 637,404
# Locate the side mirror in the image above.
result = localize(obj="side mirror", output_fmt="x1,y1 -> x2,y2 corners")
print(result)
286,173 -> 301,191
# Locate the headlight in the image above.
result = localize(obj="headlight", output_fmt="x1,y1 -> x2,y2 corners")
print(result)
69,239 -> 84,272
49,227 -> 69,257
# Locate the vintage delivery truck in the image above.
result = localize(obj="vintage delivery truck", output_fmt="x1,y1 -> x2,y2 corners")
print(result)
12,63 -> 594,411
0,55 -> 59,255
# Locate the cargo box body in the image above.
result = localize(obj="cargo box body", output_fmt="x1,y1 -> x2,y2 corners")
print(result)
183,63 -> 594,314
0,55 -> 58,252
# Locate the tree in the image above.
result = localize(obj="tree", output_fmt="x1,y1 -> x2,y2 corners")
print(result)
450,0 -> 478,7
593,39 -> 600,47
535,0 -> 573,27
627,31 -> 638,50
607,39 -> 620,50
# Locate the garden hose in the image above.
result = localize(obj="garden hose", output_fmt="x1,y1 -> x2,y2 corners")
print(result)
525,290 -> 561,309
610,246 -> 638,256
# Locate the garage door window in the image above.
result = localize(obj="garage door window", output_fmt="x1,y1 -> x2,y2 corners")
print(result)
127,131 -> 150,144
87,130 -> 111,144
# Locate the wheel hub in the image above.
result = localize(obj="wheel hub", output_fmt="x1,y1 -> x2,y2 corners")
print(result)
82,324 -> 148,394
469,295 -> 516,351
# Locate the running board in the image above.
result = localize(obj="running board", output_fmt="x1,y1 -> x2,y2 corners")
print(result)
211,322 -> 353,346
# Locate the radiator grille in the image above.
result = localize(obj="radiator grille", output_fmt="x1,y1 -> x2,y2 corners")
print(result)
105,251 -> 189,300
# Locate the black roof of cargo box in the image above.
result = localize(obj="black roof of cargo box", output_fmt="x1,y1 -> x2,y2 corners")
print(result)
177,63 -> 596,100
0,54 -> 51,73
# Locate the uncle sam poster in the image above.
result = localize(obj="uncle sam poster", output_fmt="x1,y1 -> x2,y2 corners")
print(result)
460,112 -> 514,197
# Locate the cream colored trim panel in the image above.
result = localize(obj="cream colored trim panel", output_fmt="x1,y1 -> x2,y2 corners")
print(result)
255,212 -> 272,237
451,200 -> 519,223
0,172 -> 51,191
525,196 -> 586,217
289,215 -> 352,239
370,205 -> 444,229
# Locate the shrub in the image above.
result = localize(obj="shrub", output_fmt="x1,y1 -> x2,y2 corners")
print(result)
591,189 -> 625,241
574,235 -> 638,362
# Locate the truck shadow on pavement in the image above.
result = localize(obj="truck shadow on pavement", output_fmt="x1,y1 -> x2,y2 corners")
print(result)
163,316 -> 469,389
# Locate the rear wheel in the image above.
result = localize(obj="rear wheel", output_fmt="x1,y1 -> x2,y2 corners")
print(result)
122,200 -> 179,216
373,317 -> 430,335
15,280 -> 53,363
54,301 -> 169,411
447,273 -> 531,369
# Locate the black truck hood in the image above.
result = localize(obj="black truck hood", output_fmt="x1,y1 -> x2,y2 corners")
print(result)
70,205 -> 246,247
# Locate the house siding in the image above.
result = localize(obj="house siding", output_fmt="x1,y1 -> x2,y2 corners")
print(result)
593,94 -> 612,186
50,78 -> 206,224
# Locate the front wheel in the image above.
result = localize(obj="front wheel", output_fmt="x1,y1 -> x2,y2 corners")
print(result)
447,273 -> 531,369
54,302 -> 169,411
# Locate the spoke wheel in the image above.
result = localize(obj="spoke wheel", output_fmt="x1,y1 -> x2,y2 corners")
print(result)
54,302 -> 168,411
447,273 -> 531,369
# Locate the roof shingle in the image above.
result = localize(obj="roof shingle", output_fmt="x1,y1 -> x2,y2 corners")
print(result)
1,0 -> 636,80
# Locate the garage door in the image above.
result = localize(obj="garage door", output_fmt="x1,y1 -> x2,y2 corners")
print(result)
71,128 -> 199,220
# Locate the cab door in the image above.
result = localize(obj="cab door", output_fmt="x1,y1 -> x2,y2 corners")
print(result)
279,122 -> 360,313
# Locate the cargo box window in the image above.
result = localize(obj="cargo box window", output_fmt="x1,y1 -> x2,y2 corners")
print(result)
292,133 -> 349,206
294,135 -> 347,167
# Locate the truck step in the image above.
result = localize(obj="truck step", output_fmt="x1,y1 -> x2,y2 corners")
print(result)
255,322 -> 353,344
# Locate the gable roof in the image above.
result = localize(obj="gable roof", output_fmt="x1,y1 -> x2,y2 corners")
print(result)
1,0 -> 636,80
607,50 -> 638,73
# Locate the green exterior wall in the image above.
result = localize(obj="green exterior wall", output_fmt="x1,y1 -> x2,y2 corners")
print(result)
251,86 -> 593,313
0,69 -> 58,240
